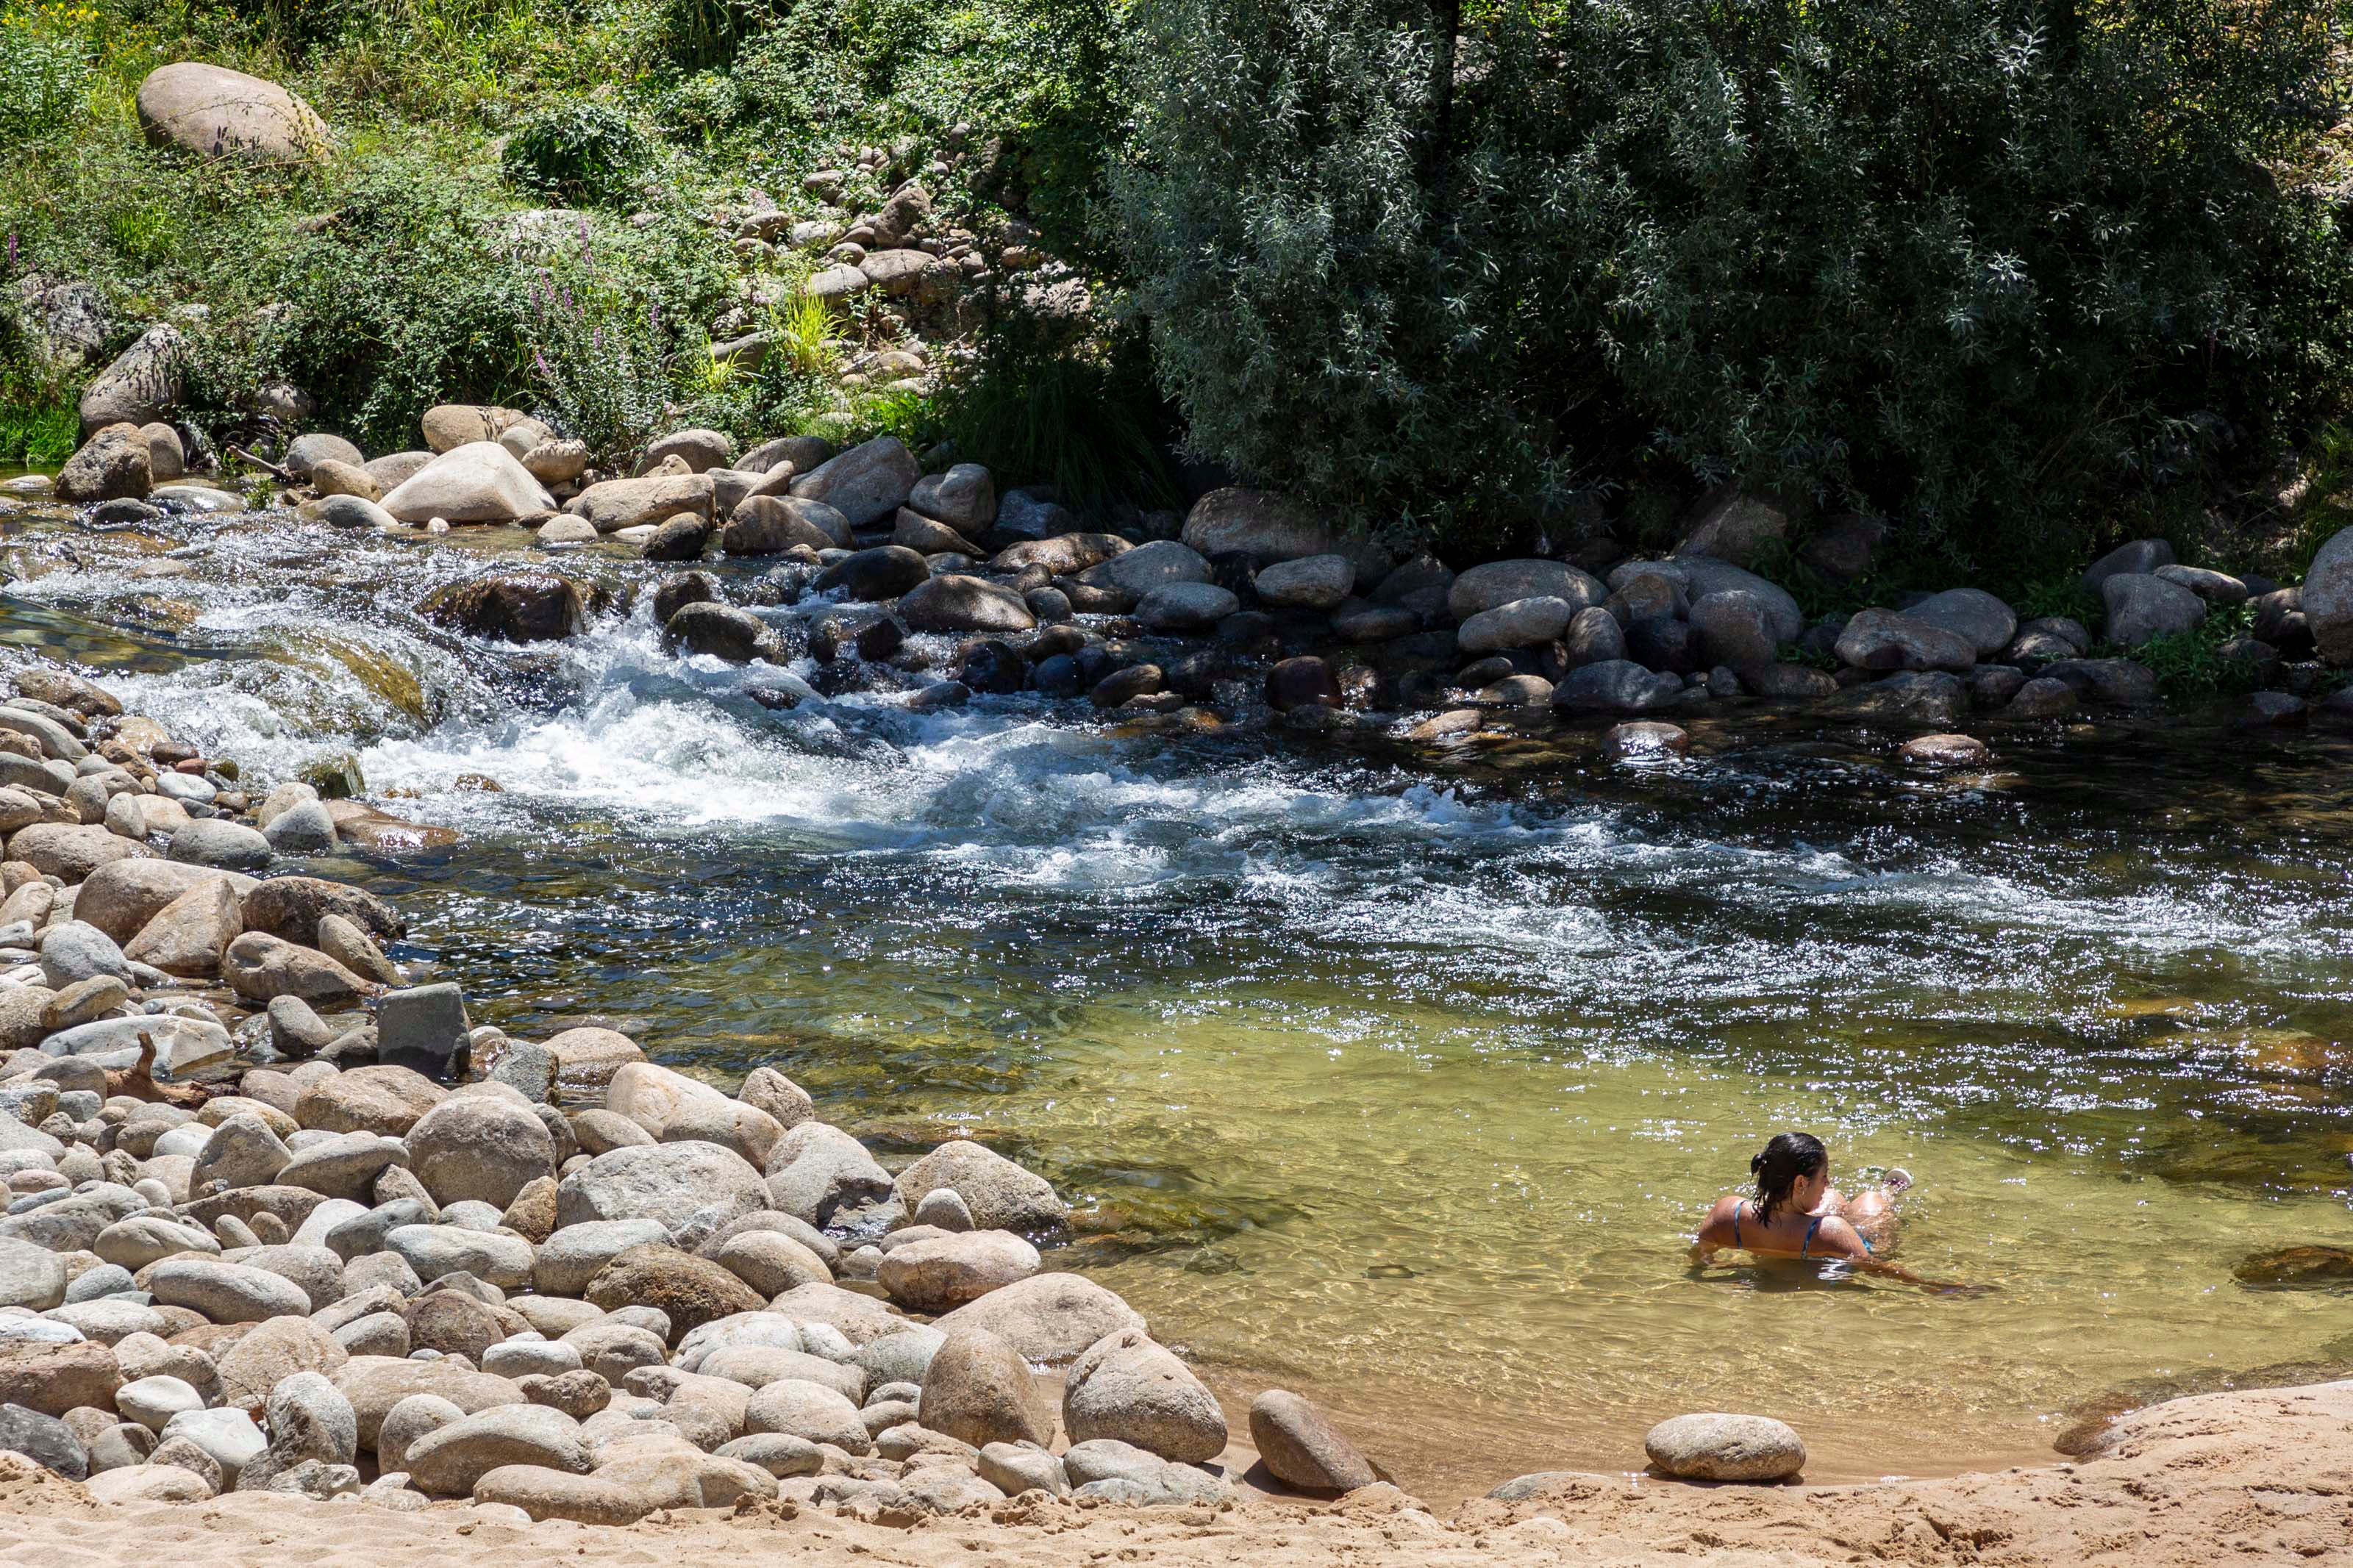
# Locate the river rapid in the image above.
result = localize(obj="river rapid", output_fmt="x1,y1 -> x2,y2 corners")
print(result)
7,490 -> 2352,1500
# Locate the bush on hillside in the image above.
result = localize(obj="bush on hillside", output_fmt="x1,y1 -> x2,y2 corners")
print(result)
1114,0 -> 2353,564
502,99 -> 651,207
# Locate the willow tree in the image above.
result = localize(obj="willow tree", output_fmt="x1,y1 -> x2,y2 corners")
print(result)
1113,0 -> 2351,565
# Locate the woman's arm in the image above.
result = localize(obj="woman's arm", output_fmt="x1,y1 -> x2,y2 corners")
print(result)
1689,1197 -> 1735,1264
1815,1218 -> 1987,1295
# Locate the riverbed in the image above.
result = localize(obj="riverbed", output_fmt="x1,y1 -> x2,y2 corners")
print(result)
6,493 -> 2350,1500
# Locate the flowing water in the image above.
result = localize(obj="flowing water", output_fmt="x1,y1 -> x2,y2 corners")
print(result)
7,484 -> 2352,1500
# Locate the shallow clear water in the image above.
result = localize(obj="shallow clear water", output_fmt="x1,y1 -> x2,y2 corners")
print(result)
7,492 -> 2352,1497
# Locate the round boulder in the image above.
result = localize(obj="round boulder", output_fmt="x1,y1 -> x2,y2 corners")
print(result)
406,1092 -> 557,1209
1643,1412 -> 1806,1482
1060,1328 -> 1226,1463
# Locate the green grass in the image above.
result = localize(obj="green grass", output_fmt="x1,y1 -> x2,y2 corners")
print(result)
0,401 -> 76,467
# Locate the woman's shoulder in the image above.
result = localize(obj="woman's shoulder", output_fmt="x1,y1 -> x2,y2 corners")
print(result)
1701,1194 -> 1741,1228
1810,1213 -> 1871,1254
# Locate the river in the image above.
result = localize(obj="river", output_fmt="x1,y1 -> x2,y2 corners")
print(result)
6,490 -> 2351,1500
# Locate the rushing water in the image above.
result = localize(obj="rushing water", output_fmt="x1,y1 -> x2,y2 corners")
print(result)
7,487 -> 2353,1499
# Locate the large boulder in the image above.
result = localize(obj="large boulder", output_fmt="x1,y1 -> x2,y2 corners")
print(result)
420,405 -> 530,454
1457,596 -> 1574,655
763,1123 -> 896,1228
1060,1328 -> 1226,1463
876,1231 -> 1038,1313
404,1404 -> 590,1497
2079,538 -> 2174,593
899,576 -> 1036,634
147,1259 -> 310,1322
0,1240 -> 65,1311
294,1064 -> 446,1136
2101,573 -> 2206,648
568,473 -> 714,534
916,1326 -> 1054,1449
329,1355 -> 525,1449
1835,609 -> 1975,673
2301,527 -> 2353,664
1078,540 -> 1212,601
1249,1389 -> 1378,1494
1448,560 -> 1607,622
0,1339 -> 118,1417
417,573 -> 585,642
907,463 -> 996,536
6,823 -> 152,884
1905,588 -> 2017,658
585,1245 -> 764,1336
54,423 -> 152,504
556,1140 -> 768,1233
663,602 -> 783,664
214,1314 -> 347,1406
121,875 -> 242,977
135,62 -> 328,162
789,437 -> 919,528
1180,488 -> 1335,562
222,931 -> 371,1006
932,1272 -> 1145,1364
891,1141 -> 1066,1233
718,495 -> 845,554
1551,660 -> 1682,715
76,860 -> 250,945
379,443 -> 554,524
76,323 -> 185,437
237,876 -> 404,947
812,545 -> 929,602
1671,490 -> 1788,568
406,1091 -> 557,1208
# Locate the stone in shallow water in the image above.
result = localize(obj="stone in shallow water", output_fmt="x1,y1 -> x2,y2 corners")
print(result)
1643,1411 -> 1805,1482
1895,732 -> 1988,766
1602,721 -> 1687,762
2232,1245 -> 2353,1289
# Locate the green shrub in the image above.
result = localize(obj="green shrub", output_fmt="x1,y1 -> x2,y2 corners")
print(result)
0,401 -> 76,466
1114,0 -> 2353,565
502,99 -> 651,207
934,308 -> 1176,514
2127,604 -> 2264,698
0,15 -> 90,144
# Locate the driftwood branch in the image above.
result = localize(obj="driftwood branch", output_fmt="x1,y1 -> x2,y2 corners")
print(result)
226,445 -> 293,484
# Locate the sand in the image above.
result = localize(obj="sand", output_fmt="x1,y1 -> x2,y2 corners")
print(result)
1,1378 -> 2344,1567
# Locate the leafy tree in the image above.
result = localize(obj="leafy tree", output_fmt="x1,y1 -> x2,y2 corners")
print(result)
1115,0 -> 2352,563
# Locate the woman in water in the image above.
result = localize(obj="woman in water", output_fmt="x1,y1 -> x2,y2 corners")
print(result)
1694,1131 -> 1971,1291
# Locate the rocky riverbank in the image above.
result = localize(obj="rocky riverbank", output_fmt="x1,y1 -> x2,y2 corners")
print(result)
0,661 -> 1455,1519
26,390 -> 2353,756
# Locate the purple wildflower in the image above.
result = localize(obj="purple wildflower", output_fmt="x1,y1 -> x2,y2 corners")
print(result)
535,348 -> 553,379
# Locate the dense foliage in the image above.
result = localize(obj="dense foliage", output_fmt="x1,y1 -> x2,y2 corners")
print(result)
501,99 -> 650,207
1114,0 -> 2353,563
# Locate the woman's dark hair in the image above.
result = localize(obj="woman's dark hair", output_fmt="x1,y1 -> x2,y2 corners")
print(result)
1750,1132 -> 1827,1225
